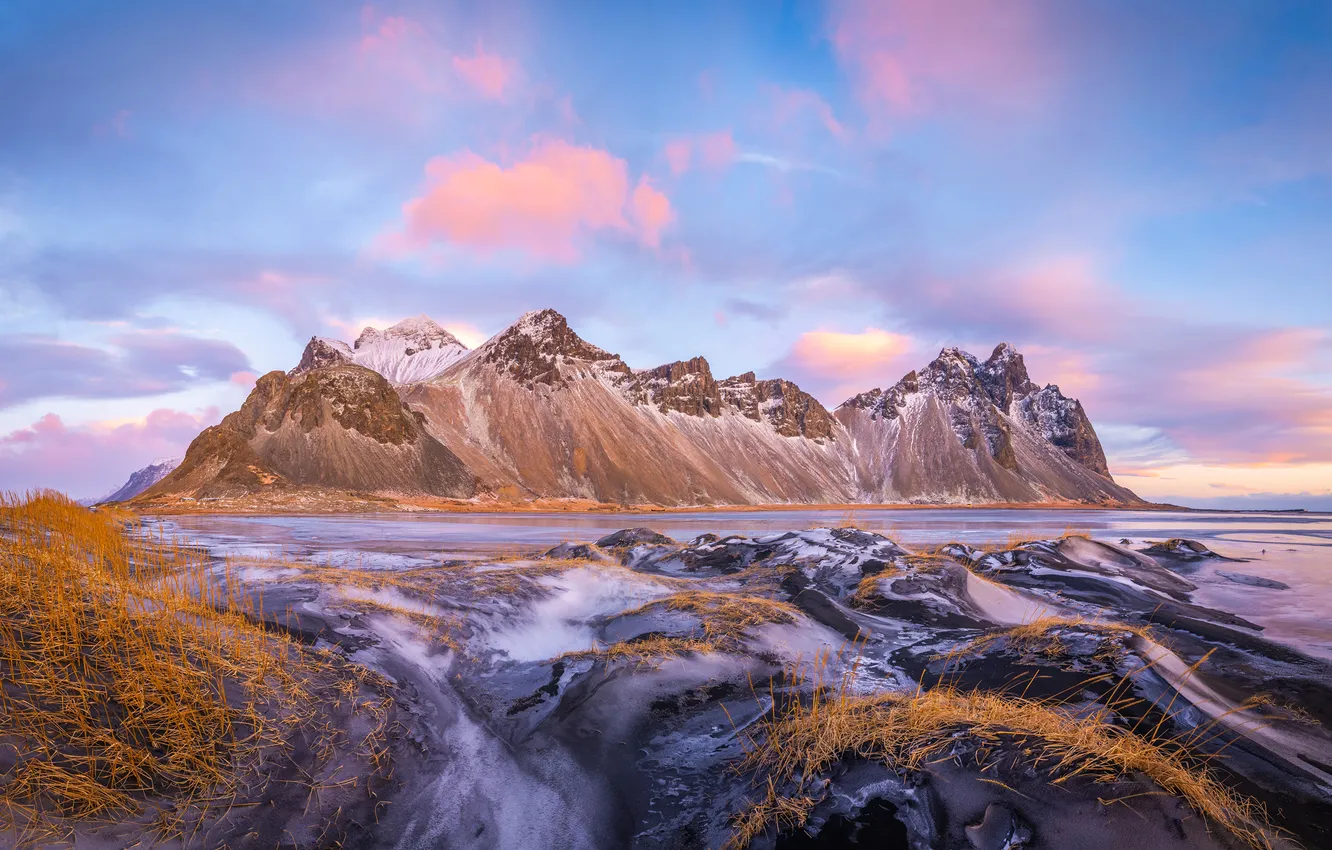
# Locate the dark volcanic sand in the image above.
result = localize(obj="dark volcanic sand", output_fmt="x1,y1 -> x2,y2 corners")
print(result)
29,515 -> 1330,850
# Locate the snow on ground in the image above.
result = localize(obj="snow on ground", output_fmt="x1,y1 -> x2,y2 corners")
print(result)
963,570 -> 1064,625
482,566 -> 677,662
337,584 -> 453,620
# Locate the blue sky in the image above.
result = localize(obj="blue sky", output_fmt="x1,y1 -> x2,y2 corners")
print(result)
1,0 -> 1330,507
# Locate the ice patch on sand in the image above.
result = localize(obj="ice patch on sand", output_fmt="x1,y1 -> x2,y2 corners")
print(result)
484,567 -> 675,662
748,620 -> 849,662
230,563 -> 303,583
964,571 -> 1063,626
364,613 -> 453,682
338,585 -> 452,619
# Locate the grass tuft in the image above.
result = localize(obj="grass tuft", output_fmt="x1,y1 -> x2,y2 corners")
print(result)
725,663 -> 1277,850
955,615 -> 1157,665
0,491 -> 394,845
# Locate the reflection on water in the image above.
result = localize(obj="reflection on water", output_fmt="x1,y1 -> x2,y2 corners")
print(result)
142,508 -> 1332,660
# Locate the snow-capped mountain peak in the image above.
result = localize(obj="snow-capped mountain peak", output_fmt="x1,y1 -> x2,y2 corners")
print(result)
293,315 -> 469,385
472,308 -> 625,387
837,343 -> 1114,481
355,315 -> 462,352
492,309 -> 607,354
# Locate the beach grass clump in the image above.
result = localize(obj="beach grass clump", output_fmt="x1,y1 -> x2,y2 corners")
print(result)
568,590 -> 800,666
957,615 -> 1156,665
0,491 -> 392,844
565,634 -> 716,667
622,590 -> 799,645
724,666 -> 1275,850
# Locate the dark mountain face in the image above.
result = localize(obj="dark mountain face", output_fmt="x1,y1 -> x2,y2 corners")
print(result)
841,343 -> 1113,480
141,364 -> 475,502
293,337 -> 353,374
143,309 -> 1137,508
477,308 -> 632,387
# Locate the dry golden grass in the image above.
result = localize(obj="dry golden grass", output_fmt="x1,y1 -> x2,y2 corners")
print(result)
725,665 -> 1276,850
946,526 -> 1094,557
848,568 -> 903,609
0,491 -> 394,845
955,615 -> 1156,665
564,635 -> 716,668
242,558 -> 464,649
567,590 -> 800,666
621,591 -> 798,645
850,574 -> 883,608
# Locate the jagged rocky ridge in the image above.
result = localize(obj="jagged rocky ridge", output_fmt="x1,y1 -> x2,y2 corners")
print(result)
836,343 -> 1130,502
294,315 -> 469,385
139,309 -> 1138,506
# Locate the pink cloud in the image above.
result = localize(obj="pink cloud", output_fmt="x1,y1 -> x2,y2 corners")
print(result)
775,328 -> 916,404
242,7 -> 540,124
451,43 -> 518,101
393,140 -> 674,260
699,131 -> 736,169
768,87 -> 846,138
1017,345 -> 1102,400
905,255 -> 1129,346
229,371 -> 258,386
556,95 -> 580,127
862,53 -> 912,110
1004,257 -> 1127,335
665,139 -> 693,175
829,0 -> 1056,116
631,177 -> 674,248
358,15 -> 421,53
354,12 -> 449,94
662,131 -> 735,175
251,8 -> 452,116
0,408 -> 219,499
1158,329 -> 1332,463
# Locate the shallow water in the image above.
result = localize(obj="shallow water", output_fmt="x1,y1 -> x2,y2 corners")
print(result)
143,508 -> 1332,659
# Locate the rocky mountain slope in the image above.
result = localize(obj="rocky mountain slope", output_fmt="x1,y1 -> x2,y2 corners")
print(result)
836,344 -> 1136,503
137,309 -> 1139,507
140,364 -> 474,502
97,457 -> 181,503
400,310 -> 851,505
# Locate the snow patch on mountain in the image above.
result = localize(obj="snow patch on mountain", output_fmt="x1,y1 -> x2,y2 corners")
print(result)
98,457 -> 182,504
294,315 -> 469,385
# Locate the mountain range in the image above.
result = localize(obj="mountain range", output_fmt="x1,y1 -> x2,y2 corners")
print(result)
130,310 -> 1141,508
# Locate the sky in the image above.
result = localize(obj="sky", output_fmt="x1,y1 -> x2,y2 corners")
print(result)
1,0 -> 1330,508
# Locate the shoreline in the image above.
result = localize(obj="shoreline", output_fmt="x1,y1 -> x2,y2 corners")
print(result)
127,497 -> 1197,518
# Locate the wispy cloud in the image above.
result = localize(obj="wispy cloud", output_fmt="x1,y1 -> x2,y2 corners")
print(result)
0,332 -> 251,410
735,151 -> 843,178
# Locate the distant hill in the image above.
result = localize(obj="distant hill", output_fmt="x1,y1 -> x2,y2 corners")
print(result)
98,457 -> 181,504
